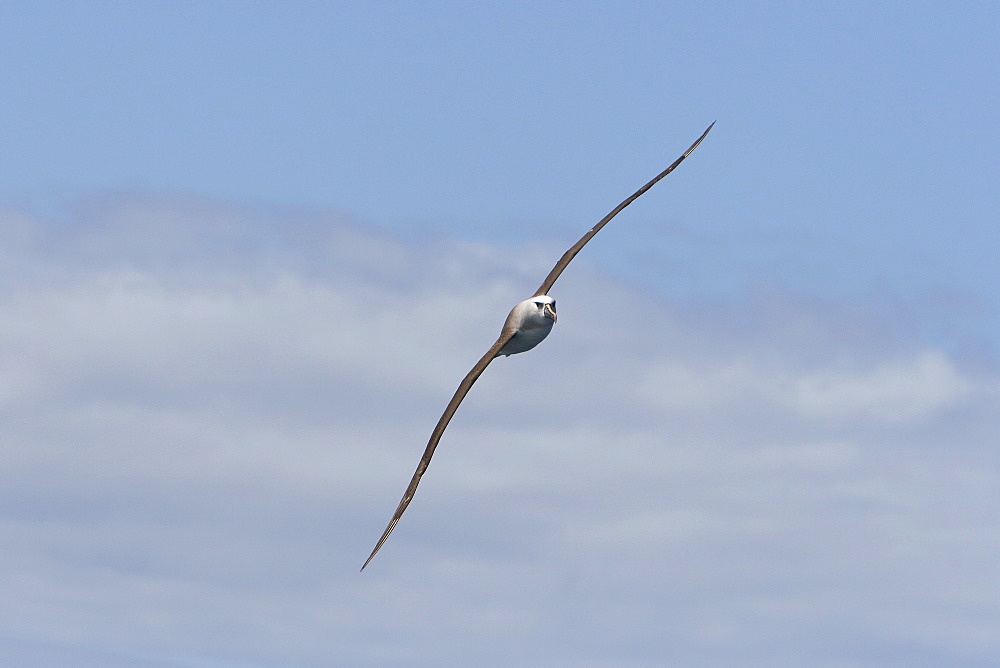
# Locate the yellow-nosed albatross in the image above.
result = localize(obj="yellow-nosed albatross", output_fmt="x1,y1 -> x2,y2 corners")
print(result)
363,123 -> 714,570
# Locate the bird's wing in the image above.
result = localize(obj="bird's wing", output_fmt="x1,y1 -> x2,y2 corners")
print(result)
534,122 -> 714,297
361,324 -> 519,570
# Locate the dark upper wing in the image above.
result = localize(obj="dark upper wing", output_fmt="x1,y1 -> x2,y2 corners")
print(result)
361,324 -> 519,571
533,122 -> 714,297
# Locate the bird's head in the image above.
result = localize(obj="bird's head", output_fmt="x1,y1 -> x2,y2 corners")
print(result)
532,295 -> 557,323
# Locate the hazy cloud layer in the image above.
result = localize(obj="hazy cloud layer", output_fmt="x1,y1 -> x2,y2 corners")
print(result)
1,199 -> 998,666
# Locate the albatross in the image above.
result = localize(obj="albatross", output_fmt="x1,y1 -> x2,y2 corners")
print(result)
362,122 -> 714,570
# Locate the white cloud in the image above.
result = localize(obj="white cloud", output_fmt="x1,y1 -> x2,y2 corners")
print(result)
639,349 -> 974,424
790,349 -> 973,422
0,199 -> 998,666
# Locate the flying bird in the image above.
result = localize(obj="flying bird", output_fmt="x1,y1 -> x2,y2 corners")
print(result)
362,122 -> 714,570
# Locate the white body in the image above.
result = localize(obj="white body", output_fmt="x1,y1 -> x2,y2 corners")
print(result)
497,295 -> 557,357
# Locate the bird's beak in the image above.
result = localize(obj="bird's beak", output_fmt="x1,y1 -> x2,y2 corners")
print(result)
545,304 -> 557,322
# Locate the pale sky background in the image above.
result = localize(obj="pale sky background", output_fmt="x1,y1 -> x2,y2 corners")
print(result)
1,2 -> 998,666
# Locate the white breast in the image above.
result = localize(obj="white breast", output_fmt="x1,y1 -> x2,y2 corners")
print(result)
497,299 -> 555,356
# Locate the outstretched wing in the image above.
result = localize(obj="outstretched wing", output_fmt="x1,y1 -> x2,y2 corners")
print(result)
361,324 -> 519,570
534,122 -> 714,297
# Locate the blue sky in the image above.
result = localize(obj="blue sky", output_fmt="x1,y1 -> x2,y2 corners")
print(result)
1,2 -> 998,666
3,2 -> 998,342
